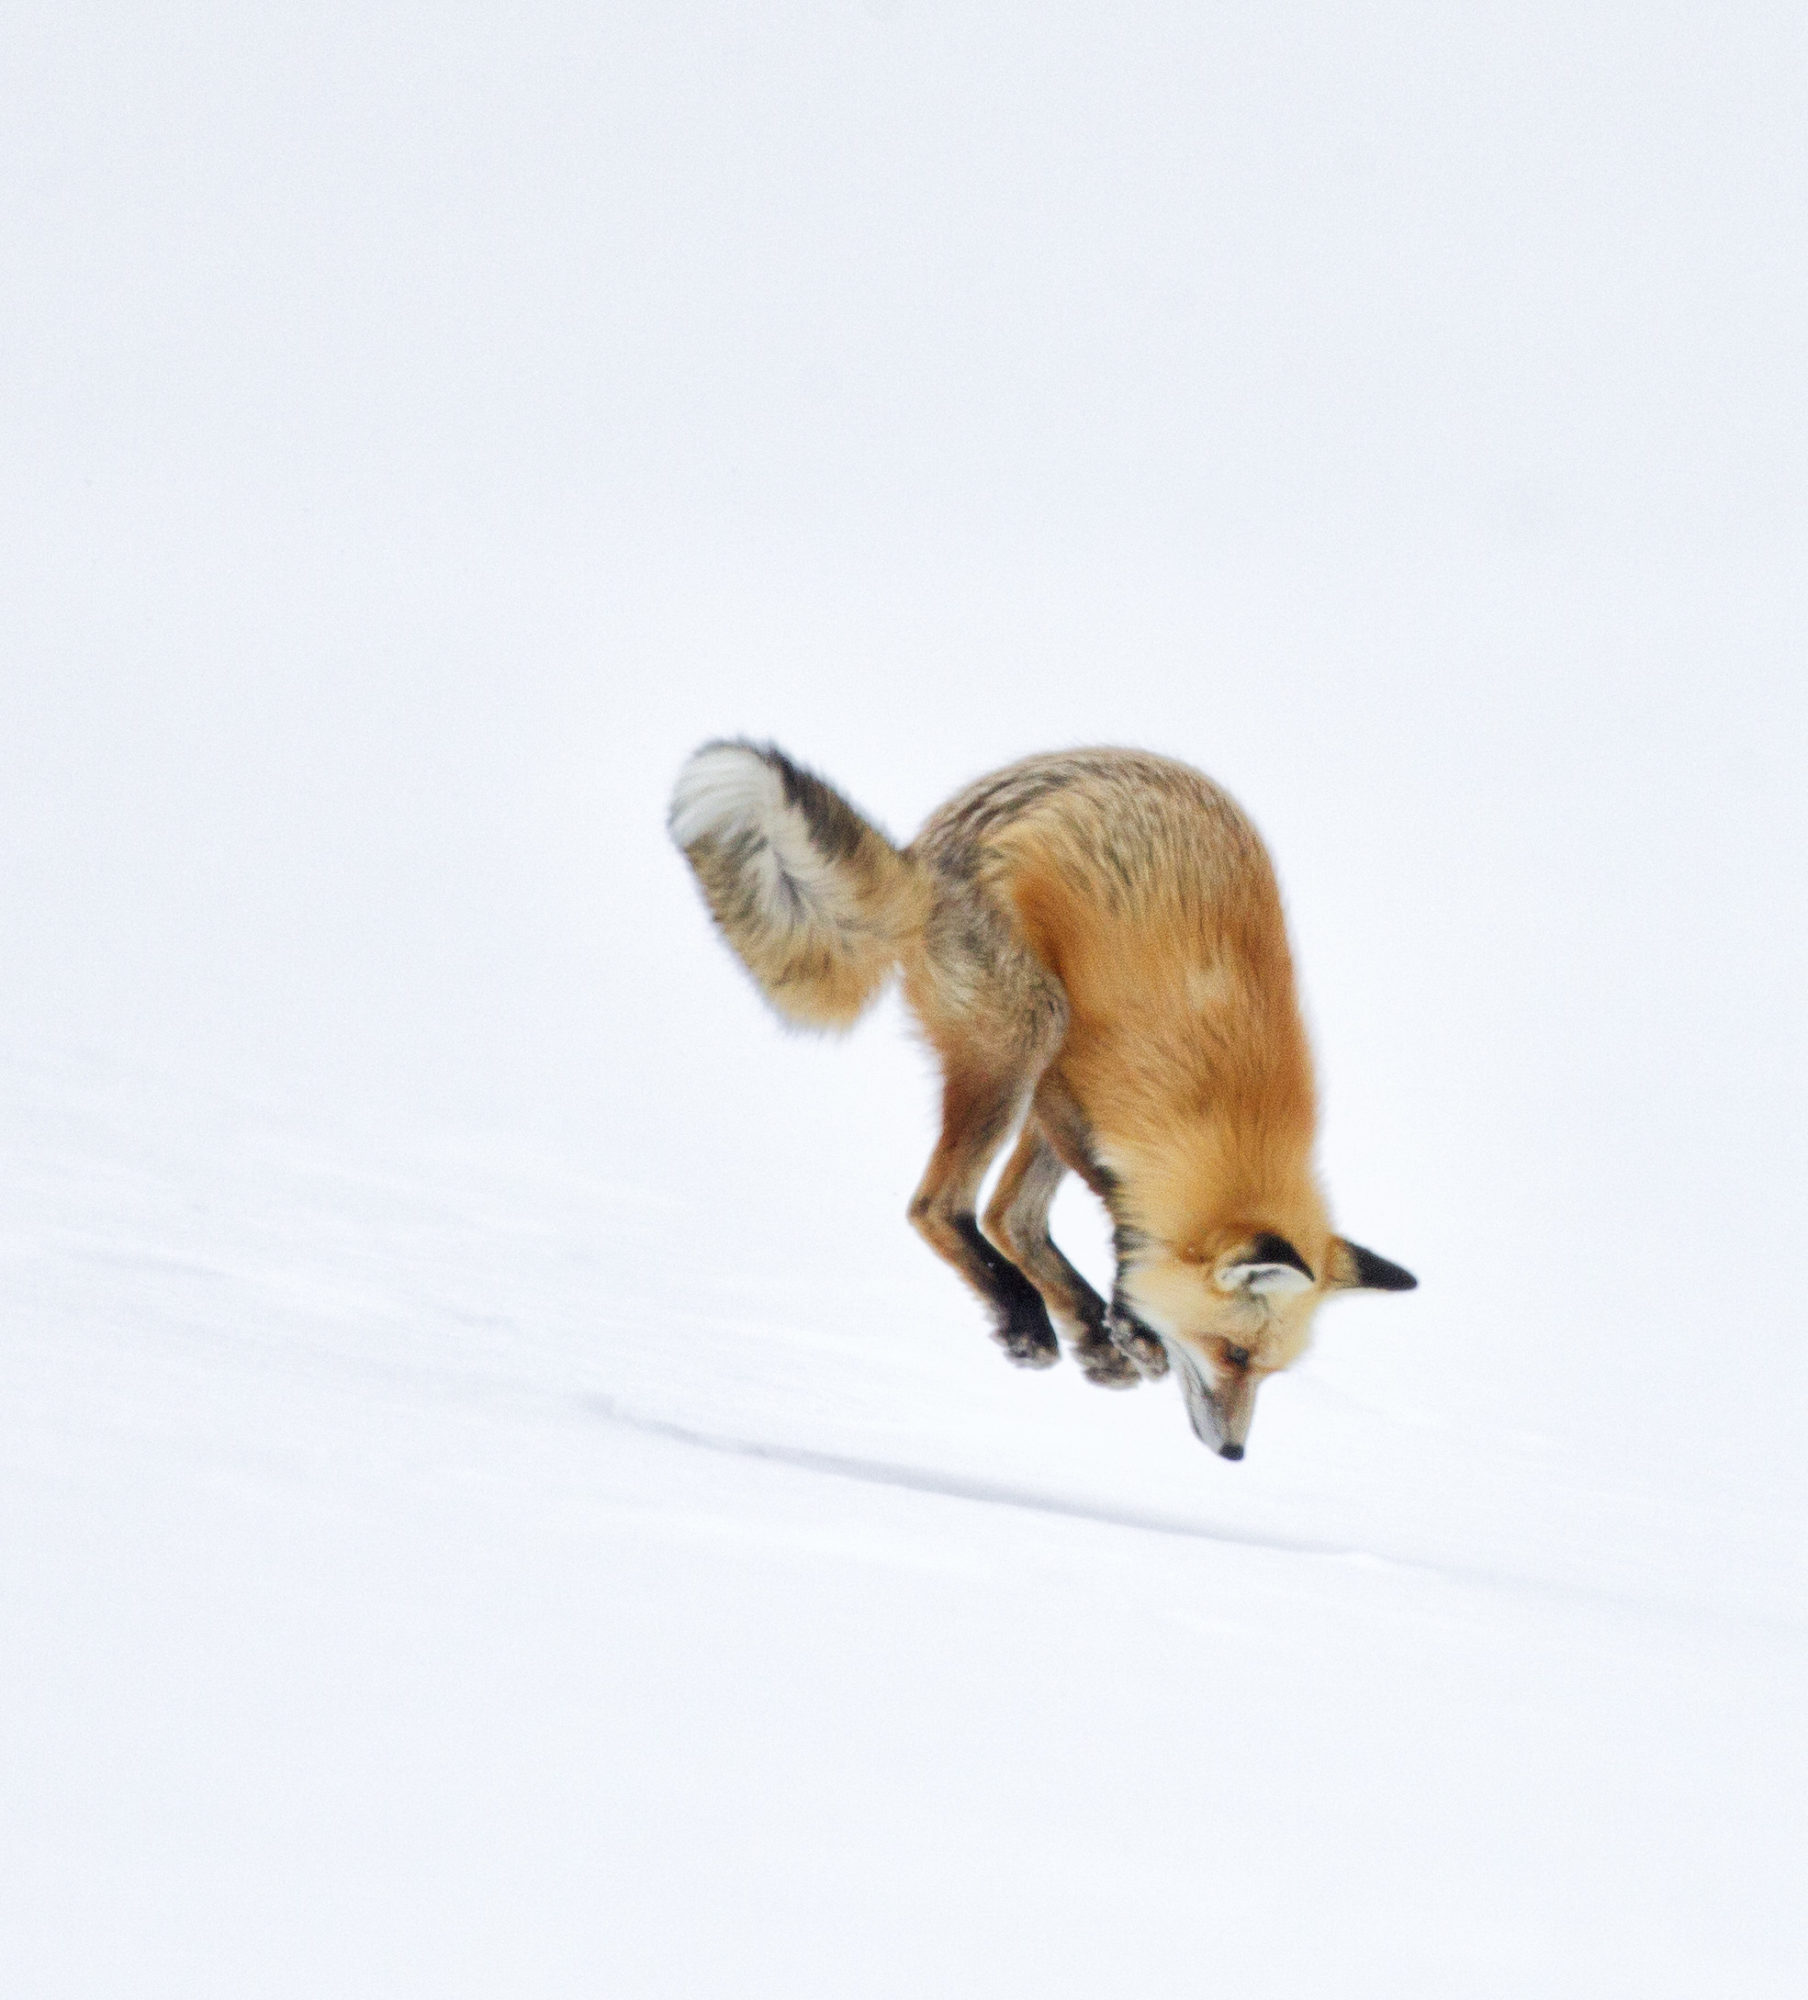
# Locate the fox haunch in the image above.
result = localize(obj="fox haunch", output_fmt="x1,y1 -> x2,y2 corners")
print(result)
670,740 -> 1415,1460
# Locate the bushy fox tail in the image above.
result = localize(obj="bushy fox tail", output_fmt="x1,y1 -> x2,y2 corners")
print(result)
669,741 -> 928,1031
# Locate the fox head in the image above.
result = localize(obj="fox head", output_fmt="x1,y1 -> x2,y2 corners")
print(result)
1119,1230 -> 1417,1459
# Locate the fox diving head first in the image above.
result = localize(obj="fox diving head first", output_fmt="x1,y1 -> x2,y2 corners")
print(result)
671,740 -> 1417,1464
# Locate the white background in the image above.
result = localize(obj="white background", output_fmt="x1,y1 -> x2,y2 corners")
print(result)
4,6 -> 1805,1994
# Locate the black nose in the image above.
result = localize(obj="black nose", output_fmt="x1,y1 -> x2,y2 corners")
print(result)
1219,1442 -> 1245,1461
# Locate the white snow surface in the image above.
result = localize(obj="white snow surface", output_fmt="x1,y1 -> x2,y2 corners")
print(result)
5,5 -> 1807,1995
9,1047 -> 1804,1998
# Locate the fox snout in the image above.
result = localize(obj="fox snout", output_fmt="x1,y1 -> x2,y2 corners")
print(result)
1169,1342 -> 1260,1461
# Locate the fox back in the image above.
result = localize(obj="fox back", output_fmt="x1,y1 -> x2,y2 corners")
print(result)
912,748 -> 1317,1208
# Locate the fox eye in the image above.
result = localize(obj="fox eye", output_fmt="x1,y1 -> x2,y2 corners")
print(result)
1223,1344 -> 1252,1370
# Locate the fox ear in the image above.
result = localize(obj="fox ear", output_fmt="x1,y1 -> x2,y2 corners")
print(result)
1215,1232 -> 1315,1297
1326,1238 -> 1418,1292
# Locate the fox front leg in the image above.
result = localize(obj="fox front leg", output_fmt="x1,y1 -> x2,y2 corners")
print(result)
984,1123 -> 1142,1388
1106,1301 -> 1168,1378
1029,1073 -> 1168,1382
1106,1223 -> 1168,1379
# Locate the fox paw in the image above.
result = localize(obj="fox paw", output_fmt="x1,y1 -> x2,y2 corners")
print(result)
1074,1335 -> 1142,1389
1107,1306 -> 1168,1379
993,1307 -> 1061,1369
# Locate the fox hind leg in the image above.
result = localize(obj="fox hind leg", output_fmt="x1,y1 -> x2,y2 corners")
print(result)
908,1065 -> 1061,1370
983,1123 -> 1140,1389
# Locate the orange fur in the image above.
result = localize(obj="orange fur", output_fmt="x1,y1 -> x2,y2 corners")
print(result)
672,742 -> 1414,1456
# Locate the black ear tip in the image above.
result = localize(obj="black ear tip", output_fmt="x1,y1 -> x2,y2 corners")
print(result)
1347,1243 -> 1418,1292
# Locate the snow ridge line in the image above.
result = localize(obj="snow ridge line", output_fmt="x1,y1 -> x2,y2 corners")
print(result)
586,1393 -> 1355,1557
586,1394 -> 1808,1637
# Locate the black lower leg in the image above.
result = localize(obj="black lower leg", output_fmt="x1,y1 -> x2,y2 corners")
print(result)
950,1216 -> 1060,1366
1038,1246 -> 1140,1384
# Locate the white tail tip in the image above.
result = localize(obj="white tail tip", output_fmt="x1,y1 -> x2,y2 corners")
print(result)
669,743 -> 782,851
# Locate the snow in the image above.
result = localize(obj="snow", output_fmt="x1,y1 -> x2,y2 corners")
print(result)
4,5 -> 1806,1995
7,1050 -> 1803,1996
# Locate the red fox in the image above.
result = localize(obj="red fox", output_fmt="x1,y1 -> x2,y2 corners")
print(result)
670,742 -> 1414,1460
